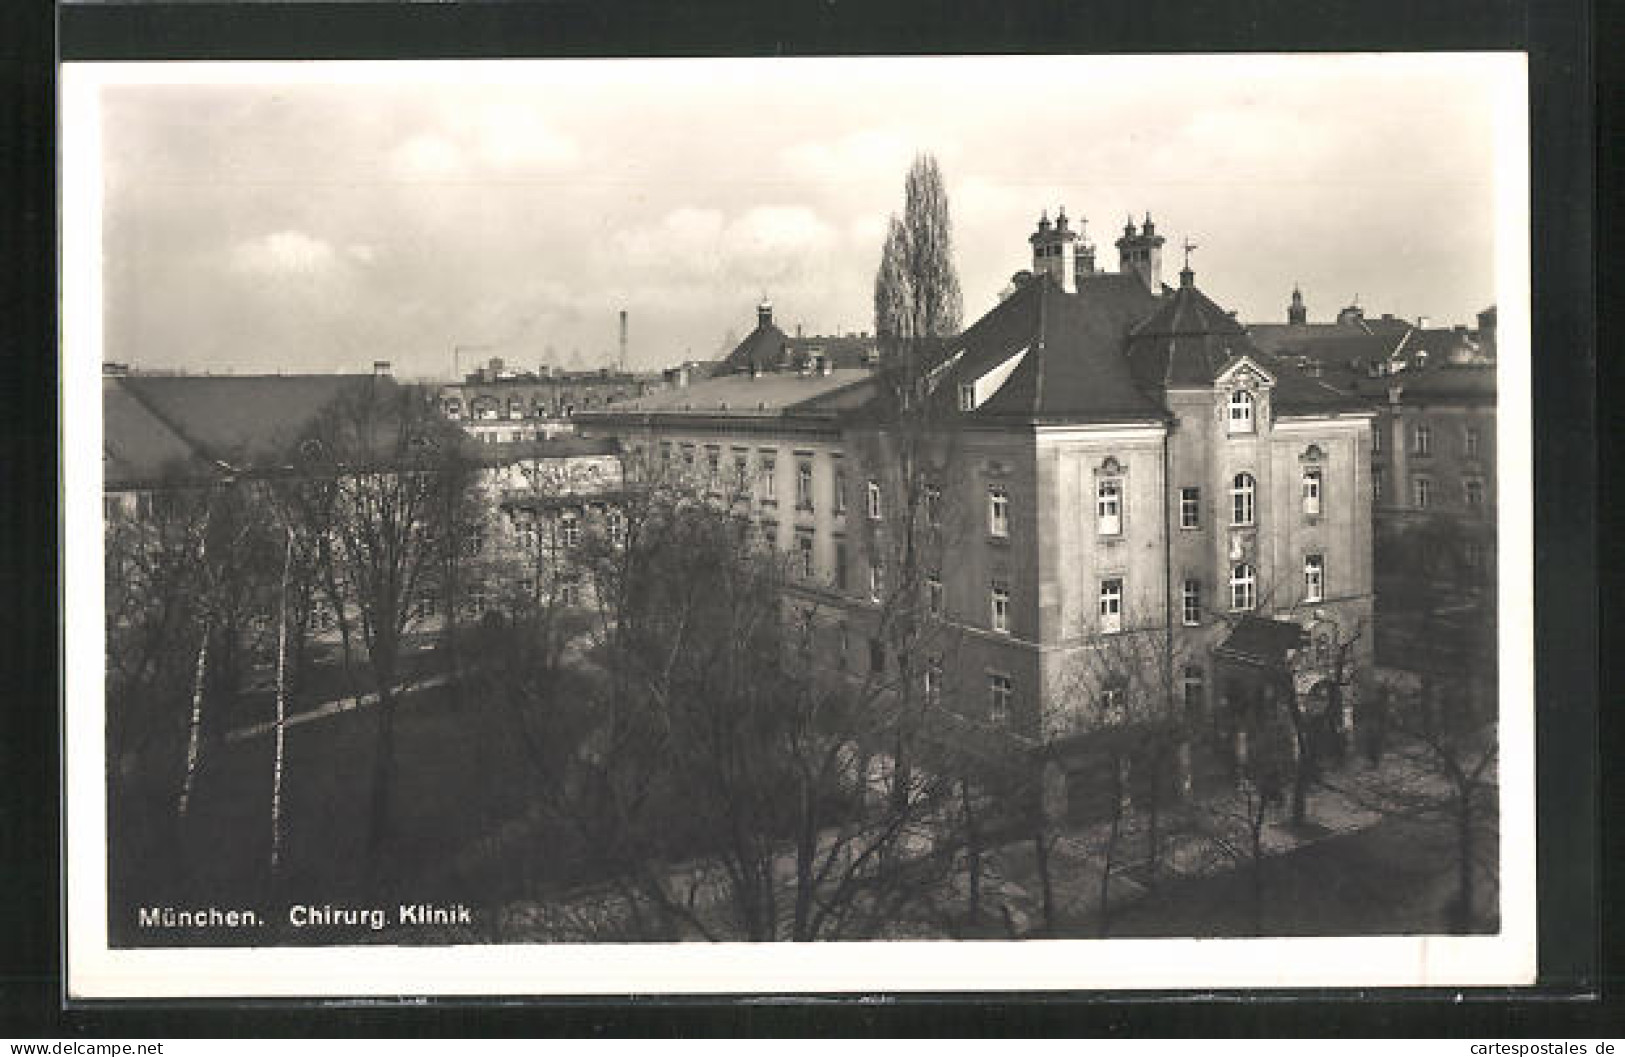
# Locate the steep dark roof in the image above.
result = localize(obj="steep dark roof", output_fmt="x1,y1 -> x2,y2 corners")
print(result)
105,373 -> 405,484
1215,616 -> 1307,667
462,434 -> 622,466
719,319 -> 876,374
1353,362 -> 1497,402
1125,279 -> 1256,388
1124,278 -> 1369,415
103,377 -> 217,488
938,272 -> 1167,423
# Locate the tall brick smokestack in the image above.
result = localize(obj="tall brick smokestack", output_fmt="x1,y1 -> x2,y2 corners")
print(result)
619,309 -> 628,371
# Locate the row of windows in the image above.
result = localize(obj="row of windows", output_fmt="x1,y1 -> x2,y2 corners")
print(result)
1373,423 -> 1487,461
511,509 -> 624,550
1371,469 -> 1489,510
1095,468 -> 1323,539
1380,423 -> 1485,459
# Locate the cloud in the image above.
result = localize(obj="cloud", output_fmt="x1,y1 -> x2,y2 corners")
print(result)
229,230 -> 340,276
472,101 -> 581,170
388,103 -> 581,180
389,133 -> 464,180
781,129 -> 916,181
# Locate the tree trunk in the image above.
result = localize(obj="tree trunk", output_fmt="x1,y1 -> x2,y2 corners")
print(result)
176,619 -> 211,819
1098,754 -> 1124,939
961,778 -> 981,926
1249,799 -> 1267,937
1033,826 -> 1055,936
367,686 -> 399,876
269,527 -> 293,872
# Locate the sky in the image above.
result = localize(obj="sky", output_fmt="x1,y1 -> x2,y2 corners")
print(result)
87,55 -> 1519,380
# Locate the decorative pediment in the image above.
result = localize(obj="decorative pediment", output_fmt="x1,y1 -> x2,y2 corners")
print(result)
1095,455 -> 1125,477
1300,443 -> 1326,464
1215,355 -> 1277,390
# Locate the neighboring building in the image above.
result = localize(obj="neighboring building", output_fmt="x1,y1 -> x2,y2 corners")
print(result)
102,362 -> 406,514
1248,293 -> 1499,679
440,360 -> 670,444
582,211 -> 1377,779
101,364 -> 625,631
465,436 -> 628,620
717,299 -> 879,376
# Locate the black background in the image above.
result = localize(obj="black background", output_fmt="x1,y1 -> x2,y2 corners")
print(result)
1,0 -> 1609,1036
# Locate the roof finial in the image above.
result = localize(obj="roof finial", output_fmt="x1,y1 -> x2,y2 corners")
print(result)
1182,237 -> 1198,270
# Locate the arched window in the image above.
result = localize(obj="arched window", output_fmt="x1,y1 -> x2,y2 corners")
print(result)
1230,472 -> 1256,526
1229,562 -> 1256,611
1227,390 -> 1255,434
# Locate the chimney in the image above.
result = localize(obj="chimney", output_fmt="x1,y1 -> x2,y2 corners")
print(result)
618,309 -> 628,371
1029,206 -> 1079,293
373,360 -> 392,376
1115,211 -> 1165,293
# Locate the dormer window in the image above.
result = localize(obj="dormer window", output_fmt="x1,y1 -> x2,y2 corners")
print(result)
958,383 -> 976,412
1227,389 -> 1256,434
1302,467 -> 1323,517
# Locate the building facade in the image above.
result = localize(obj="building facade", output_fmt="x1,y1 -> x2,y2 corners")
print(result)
582,213 -> 1377,770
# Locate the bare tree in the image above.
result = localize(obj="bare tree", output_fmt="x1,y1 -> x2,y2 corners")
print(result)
292,381 -> 476,875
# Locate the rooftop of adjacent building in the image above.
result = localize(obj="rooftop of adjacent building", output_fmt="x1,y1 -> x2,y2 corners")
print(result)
586,366 -> 877,419
715,299 -> 878,375
103,368 -> 408,489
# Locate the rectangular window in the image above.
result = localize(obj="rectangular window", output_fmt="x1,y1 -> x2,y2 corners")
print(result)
1097,478 -> 1123,536
1465,478 -> 1485,508
925,656 -> 943,702
834,540 -> 849,591
796,461 -> 814,509
990,583 -> 1010,633
867,479 -> 883,520
958,383 -> 976,412
733,452 -> 750,494
606,510 -> 625,546
660,440 -> 672,466
559,512 -> 581,548
927,574 -> 944,617
760,457 -> 777,501
1230,563 -> 1256,611
988,674 -> 1012,724
1413,423 -> 1432,456
1413,477 -> 1432,509
705,446 -> 721,490
869,563 -> 884,603
559,580 -> 583,608
796,533 -> 815,578
1180,487 -> 1200,530
1098,578 -> 1123,634
1182,579 -> 1202,626
869,637 -> 886,675
988,486 -> 1009,538
1372,428 -> 1381,453
1304,553 -> 1325,603
833,460 -> 848,514
1465,427 -> 1481,459
1464,540 -> 1483,570
681,443 -> 695,470
926,484 -> 943,527
1227,390 -> 1255,434
1302,468 -> 1323,517
1373,466 -> 1385,501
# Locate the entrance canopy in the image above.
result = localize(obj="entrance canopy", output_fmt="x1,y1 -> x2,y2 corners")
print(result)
1213,615 -> 1308,669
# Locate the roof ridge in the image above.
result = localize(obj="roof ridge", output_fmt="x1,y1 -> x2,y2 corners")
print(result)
115,376 -> 215,467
